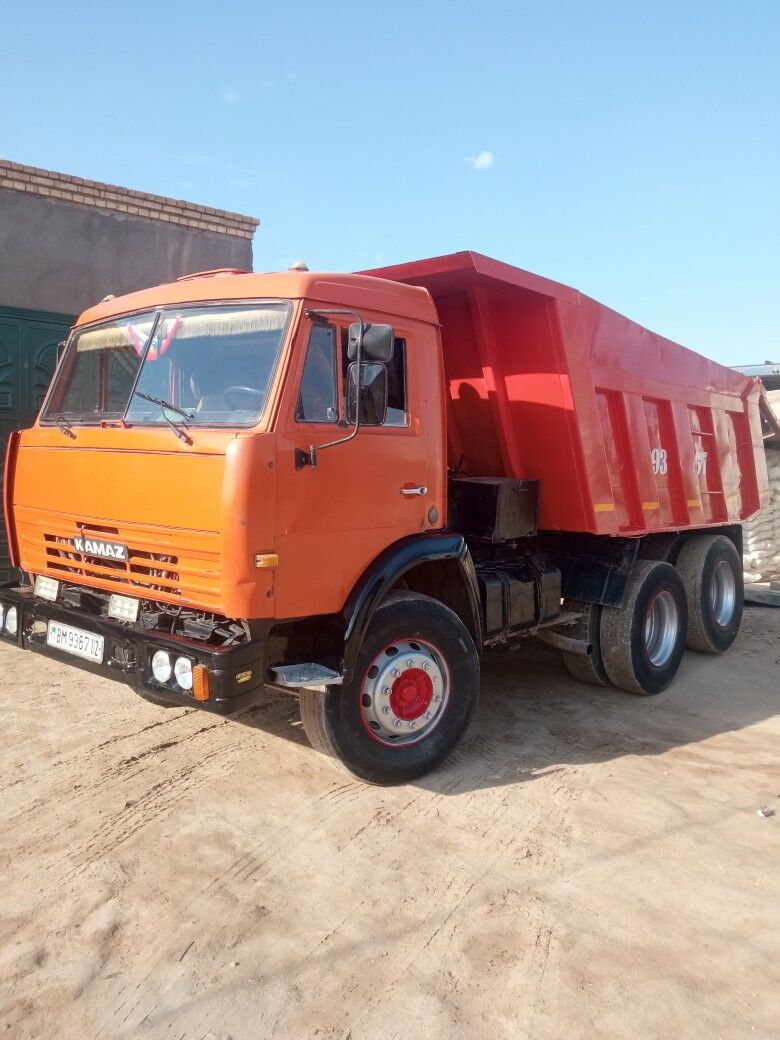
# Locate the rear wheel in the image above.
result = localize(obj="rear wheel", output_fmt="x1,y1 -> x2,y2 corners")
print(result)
600,560 -> 688,695
299,592 -> 479,784
561,599 -> 612,686
676,534 -> 743,653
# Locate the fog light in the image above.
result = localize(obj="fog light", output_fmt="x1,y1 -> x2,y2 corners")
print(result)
5,606 -> 18,636
34,575 -> 59,602
151,649 -> 172,683
174,656 -> 193,691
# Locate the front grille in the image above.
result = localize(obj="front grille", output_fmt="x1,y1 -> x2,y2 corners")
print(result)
44,533 -> 181,596
15,508 -> 222,610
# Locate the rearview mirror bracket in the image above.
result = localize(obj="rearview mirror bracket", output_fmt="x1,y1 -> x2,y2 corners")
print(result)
296,308 -> 393,469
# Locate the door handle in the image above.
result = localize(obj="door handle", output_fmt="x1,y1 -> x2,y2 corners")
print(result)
401,485 -> 428,497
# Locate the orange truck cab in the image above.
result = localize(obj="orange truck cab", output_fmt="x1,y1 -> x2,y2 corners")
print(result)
2,253 -> 775,783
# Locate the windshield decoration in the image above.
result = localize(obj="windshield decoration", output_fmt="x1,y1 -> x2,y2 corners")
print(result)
147,316 -> 181,361
126,322 -> 149,357
42,302 -> 292,430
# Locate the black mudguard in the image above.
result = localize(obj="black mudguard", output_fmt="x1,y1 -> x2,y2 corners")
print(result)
342,533 -> 482,672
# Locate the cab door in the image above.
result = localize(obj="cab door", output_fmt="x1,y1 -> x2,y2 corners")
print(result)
273,312 -> 434,620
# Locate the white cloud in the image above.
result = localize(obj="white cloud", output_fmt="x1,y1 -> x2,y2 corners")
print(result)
465,150 -> 495,171
220,86 -> 240,105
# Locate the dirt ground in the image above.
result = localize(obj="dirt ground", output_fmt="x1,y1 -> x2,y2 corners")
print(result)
1,608 -> 778,1040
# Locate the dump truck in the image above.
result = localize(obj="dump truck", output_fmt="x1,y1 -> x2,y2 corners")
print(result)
2,252 -> 777,783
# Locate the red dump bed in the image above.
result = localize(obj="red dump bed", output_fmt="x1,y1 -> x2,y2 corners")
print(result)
368,251 -> 772,536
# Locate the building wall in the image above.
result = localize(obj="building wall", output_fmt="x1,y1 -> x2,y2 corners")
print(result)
0,188 -> 253,317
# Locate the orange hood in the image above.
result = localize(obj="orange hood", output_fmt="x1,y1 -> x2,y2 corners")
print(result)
10,425 -> 277,619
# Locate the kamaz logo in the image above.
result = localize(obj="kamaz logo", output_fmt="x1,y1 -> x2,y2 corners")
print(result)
72,537 -> 129,562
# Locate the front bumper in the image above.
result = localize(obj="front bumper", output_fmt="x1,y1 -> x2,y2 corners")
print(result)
0,583 -> 269,714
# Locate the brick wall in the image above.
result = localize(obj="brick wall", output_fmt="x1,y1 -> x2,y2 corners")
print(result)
0,160 -> 258,239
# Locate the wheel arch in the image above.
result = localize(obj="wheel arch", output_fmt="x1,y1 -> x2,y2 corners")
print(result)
393,556 -> 482,646
342,534 -> 483,672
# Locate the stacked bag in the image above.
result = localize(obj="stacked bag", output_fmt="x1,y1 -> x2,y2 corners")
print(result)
743,395 -> 780,584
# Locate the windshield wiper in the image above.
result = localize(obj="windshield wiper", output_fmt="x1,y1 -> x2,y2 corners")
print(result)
55,416 -> 77,440
132,391 -> 193,444
133,391 -> 193,422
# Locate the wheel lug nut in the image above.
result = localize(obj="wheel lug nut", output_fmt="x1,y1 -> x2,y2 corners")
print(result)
424,711 -> 432,720
433,693 -> 441,702
409,721 -> 416,729
391,669 -> 400,678
422,662 -> 430,671
382,686 -> 391,695
393,719 -> 403,728
406,658 -> 414,668
382,705 -> 391,714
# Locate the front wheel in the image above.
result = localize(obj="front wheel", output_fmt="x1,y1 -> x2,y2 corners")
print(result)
299,592 -> 480,784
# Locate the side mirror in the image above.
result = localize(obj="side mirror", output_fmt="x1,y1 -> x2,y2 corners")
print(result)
348,322 -> 394,363
346,362 -> 388,426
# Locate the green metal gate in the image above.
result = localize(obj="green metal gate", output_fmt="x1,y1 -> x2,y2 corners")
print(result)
0,306 -> 75,579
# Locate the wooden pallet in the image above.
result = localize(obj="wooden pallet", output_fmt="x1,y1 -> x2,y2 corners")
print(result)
744,581 -> 780,607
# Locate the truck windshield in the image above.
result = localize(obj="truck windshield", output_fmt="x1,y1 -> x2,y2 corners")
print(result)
42,302 -> 291,428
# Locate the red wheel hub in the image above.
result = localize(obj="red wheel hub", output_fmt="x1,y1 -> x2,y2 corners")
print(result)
389,668 -> 434,721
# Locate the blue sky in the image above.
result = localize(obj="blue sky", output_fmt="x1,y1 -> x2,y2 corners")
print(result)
1,1 -> 778,365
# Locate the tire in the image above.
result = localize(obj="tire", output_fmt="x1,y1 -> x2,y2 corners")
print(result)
600,560 -> 688,695
676,534 -> 743,653
299,591 -> 480,785
561,599 -> 612,686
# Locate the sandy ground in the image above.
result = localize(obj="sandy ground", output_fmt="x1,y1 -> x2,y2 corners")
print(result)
1,608 -> 778,1040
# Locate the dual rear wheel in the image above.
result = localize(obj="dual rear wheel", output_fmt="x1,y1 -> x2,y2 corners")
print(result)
676,534 -> 743,653
562,534 -> 743,695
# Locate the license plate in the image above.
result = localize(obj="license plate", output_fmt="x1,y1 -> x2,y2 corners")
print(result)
46,621 -> 104,663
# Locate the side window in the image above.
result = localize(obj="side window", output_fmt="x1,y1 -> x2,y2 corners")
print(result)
340,332 -> 407,427
386,339 -> 407,426
297,324 -> 338,423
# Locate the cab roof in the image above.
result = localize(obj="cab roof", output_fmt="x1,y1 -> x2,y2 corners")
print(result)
76,270 -> 437,328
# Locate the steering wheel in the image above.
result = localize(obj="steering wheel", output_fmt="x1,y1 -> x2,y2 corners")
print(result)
224,385 -> 263,410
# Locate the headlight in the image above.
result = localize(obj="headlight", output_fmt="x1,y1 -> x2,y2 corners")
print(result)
174,657 -> 193,690
151,650 -> 172,683
5,606 -> 18,636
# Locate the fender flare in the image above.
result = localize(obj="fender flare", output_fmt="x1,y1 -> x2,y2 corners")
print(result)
342,533 -> 483,673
